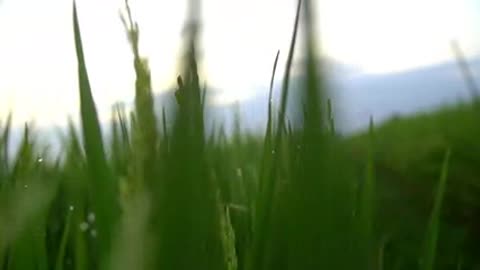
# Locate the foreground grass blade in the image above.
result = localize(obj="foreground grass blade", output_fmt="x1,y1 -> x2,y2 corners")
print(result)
422,148 -> 451,270
267,50 -> 280,142
73,1 -> 119,259
258,50 -> 280,180
247,3 -> 301,270
54,209 -> 73,270
274,2 -> 301,147
63,121 -> 89,270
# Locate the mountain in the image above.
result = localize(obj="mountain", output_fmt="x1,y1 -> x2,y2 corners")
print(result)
202,57 -> 480,134
8,56 -> 480,153
334,58 -> 479,132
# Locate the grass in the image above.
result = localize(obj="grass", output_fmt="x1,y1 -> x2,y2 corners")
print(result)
0,0 -> 476,269
347,101 -> 480,268
73,4 -> 119,262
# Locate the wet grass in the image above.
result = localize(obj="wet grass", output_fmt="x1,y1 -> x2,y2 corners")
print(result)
0,0 -> 472,269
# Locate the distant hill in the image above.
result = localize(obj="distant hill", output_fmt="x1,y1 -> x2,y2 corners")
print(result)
8,56 -> 480,150
333,58 -> 480,132
193,57 -> 480,134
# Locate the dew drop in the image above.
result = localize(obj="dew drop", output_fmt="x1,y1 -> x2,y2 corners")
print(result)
87,212 -> 95,223
79,222 -> 89,232
236,168 -> 242,178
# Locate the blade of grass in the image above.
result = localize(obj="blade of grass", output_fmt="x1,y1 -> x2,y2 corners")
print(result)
267,50 -> 280,142
247,2 -> 301,270
422,148 -> 451,270
73,1 -> 119,259
258,51 -> 280,191
63,120 -> 88,270
54,209 -> 73,270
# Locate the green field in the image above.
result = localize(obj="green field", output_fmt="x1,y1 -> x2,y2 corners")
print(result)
0,0 -> 478,269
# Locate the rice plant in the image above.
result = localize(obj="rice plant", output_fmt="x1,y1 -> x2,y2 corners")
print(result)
0,0 -> 473,269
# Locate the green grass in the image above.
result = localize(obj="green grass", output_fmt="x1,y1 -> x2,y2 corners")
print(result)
0,0 -> 476,269
348,103 -> 480,269
73,3 -> 120,264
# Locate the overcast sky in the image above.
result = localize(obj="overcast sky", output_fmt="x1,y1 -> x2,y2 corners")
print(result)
0,0 -> 479,126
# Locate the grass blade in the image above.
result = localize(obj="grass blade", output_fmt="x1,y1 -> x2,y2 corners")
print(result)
422,148 -> 451,270
247,2 -> 301,270
73,1 -> 119,259
267,50 -> 280,142
54,209 -> 73,270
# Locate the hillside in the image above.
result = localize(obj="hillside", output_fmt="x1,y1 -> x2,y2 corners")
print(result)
348,101 -> 480,268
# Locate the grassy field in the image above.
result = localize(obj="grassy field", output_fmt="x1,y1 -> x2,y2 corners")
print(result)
0,0 -> 478,269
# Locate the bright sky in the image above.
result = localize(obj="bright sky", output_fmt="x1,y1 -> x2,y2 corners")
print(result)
0,0 -> 479,126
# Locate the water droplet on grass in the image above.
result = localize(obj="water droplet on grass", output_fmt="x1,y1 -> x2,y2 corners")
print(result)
79,222 -> 89,232
236,168 -> 243,178
87,212 -> 95,223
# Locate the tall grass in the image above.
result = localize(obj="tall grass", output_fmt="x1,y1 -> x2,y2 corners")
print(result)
73,3 -> 119,263
0,0 -> 463,269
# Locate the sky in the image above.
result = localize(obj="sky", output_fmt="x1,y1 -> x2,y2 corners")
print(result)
0,0 -> 479,127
